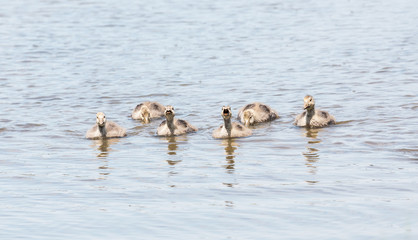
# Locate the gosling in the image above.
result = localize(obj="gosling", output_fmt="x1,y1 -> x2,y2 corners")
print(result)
156,106 -> 198,136
294,95 -> 336,128
86,112 -> 127,139
212,106 -> 252,139
238,102 -> 279,126
131,101 -> 165,123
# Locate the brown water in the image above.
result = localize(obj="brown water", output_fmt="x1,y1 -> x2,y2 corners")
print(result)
1,0 -> 418,239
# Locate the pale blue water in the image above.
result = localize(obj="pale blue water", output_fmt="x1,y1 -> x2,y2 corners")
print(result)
1,0 -> 418,239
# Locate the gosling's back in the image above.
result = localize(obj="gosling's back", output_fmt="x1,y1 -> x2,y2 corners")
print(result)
86,121 -> 127,139
132,101 -> 165,120
294,110 -> 336,128
105,121 -> 128,138
238,102 -> 278,125
157,119 -> 197,136
212,122 -> 252,139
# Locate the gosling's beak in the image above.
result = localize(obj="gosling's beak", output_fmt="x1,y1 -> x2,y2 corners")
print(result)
244,119 -> 250,127
165,110 -> 173,115
304,103 -> 309,110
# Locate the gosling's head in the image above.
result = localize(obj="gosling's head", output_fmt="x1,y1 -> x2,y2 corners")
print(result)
96,112 -> 106,127
164,106 -> 175,120
303,95 -> 315,111
242,109 -> 255,126
222,106 -> 232,120
140,105 -> 151,123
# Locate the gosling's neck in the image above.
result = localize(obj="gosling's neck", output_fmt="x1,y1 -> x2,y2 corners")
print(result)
305,106 -> 315,126
166,117 -> 176,135
223,117 -> 232,137
98,124 -> 107,137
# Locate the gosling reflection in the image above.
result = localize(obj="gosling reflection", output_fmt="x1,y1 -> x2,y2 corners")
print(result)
89,138 -> 120,180
304,127 -> 322,143
167,136 -> 179,156
301,128 -> 322,180
90,138 -> 121,158
225,200 -> 234,208
222,138 -> 239,174
160,135 -> 187,166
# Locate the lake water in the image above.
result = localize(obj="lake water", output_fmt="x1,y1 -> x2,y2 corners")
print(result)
1,0 -> 418,239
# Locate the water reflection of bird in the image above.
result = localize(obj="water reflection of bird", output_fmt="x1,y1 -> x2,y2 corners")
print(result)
91,137 -> 121,158
301,128 -> 322,179
89,138 -> 121,180
212,106 -> 252,138
167,136 -> 178,156
303,147 -> 320,174
222,138 -> 239,173
160,135 -> 187,166
294,95 -> 336,128
305,128 -> 322,144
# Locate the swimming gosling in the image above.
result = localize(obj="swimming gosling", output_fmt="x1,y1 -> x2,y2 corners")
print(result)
212,106 -> 252,139
156,106 -> 197,136
86,112 -> 127,139
131,101 -> 165,123
294,95 -> 336,128
238,102 -> 279,126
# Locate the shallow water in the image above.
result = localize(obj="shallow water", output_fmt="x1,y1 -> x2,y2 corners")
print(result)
1,0 -> 418,239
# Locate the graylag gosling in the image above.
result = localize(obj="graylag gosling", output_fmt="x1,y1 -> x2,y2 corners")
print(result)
86,112 -> 127,139
294,95 -> 336,128
156,106 -> 197,136
238,102 -> 279,126
131,101 -> 165,123
212,106 -> 252,139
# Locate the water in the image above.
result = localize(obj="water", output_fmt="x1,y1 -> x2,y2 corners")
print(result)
1,0 -> 418,239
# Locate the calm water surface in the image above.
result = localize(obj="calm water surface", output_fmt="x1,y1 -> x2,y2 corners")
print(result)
1,0 -> 418,239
